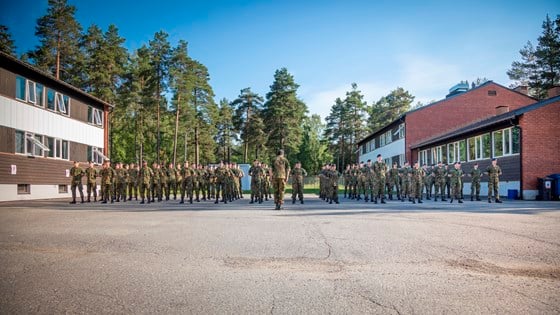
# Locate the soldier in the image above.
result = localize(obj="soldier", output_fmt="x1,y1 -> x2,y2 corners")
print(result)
423,164 -> 433,200
410,161 -> 424,204
235,164 -> 244,199
127,163 -> 139,201
263,163 -> 272,201
290,161 -> 308,204
99,160 -> 114,204
160,163 -> 169,201
362,160 -> 373,202
449,162 -> 464,203
327,164 -> 340,204
433,161 -> 447,202
469,163 -> 482,201
214,161 -> 228,204
343,165 -> 352,198
230,163 -> 240,200
320,165 -> 330,202
387,162 -> 400,200
69,161 -> 85,204
249,160 -> 261,204
166,163 -> 177,200
486,158 -> 503,203
116,163 -> 128,202
445,164 -> 451,199
372,154 -> 387,204
151,162 -> 162,202
350,164 -> 360,200
85,160 -> 98,202
271,149 -> 290,210
399,162 -> 411,202
139,160 -> 153,204
180,161 -> 194,204
110,161 -> 118,202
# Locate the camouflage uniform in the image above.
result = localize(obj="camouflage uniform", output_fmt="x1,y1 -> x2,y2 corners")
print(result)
290,165 -> 308,204
99,164 -> 115,203
85,164 -> 98,202
486,163 -> 502,203
139,163 -> 153,204
180,163 -> 194,204
69,164 -> 85,204
372,160 -> 387,203
214,164 -> 229,204
410,164 -> 425,203
449,165 -> 464,203
327,166 -> 340,204
151,165 -> 163,202
399,165 -> 412,202
116,165 -> 129,202
127,165 -> 139,201
470,167 -> 482,201
343,166 -> 352,198
272,153 -> 290,210
166,165 -> 177,200
249,163 -> 264,204
387,165 -> 400,200
362,163 -> 374,202
433,164 -> 447,201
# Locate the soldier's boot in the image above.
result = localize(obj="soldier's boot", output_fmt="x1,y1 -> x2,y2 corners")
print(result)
215,198 -> 219,204
292,198 -> 296,204
265,196 -> 268,201
189,197 -> 193,204
179,197 -> 184,204
301,199 -> 304,204
140,198 -> 145,204
166,196 -> 169,201
373,197 -> 378,204
450,198 -> 454,203
101,200 -> 107,204
401,197 -> 405,202
389,194 -> 393,200
476,197 -> 481,201
417,198 -> 423,204
147,198 -> 151,204
329,199 -> 333,204
364,196 -> 369,202
81,196 -> 85,204
495,199 -> 502,203
259,197 -> 263,204
411,198 -> 416,204
426,195 -> 431,200
87,196 -> 91,203
441,197 -> 447,202
459,199 -> 463,203
381,198 -> 386,204
250,197 -> 254,204
70,199 -> 76,204
488,199 -> 492,203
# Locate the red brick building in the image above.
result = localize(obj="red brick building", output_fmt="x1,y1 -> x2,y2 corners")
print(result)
412,96 -> 560,200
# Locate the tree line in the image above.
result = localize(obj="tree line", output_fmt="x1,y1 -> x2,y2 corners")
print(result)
0,1 -> 558,173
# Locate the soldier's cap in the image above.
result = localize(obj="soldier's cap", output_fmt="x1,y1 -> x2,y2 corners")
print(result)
492,158 -> 497,161
142,161 -> 147,164
277,149 -> 284,155
104,159 -> 110,163
89,160 -> 94,163
367,159 -> 371,162
474,163 -> 479,165
377,154 -> 382,158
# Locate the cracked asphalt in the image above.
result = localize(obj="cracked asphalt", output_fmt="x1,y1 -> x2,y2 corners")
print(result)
1,195 -> 559,314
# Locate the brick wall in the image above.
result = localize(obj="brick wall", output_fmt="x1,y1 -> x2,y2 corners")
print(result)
405,82 -> 536,162
520,100 -> 560,191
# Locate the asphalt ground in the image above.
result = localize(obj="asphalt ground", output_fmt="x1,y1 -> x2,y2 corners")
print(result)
1,194 -> 559,314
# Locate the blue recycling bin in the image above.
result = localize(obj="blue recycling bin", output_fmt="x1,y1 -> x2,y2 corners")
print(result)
507,189 -> 518,200
548,174 -> 560,200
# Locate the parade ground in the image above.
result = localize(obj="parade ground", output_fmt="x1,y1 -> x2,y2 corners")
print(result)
1,196 -> 559,314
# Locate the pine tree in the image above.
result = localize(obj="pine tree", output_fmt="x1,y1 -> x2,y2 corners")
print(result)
297,115 -> 332,174
368,87 -> 414,131
231,87 -> 265,163
215,98 -> 236,162
324,97 -> 351,170
29,0 -> 83,84
262,68 -> 308,163
344,83 -> 368,163
0,25 -> 16,56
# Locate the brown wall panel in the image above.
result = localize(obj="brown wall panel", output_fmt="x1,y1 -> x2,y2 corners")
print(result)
0,68 -> 16,99
70,141 -> 88,162
458,155 -> 520,183
0,126 -> 15,153
0,152 -> 76,184
70,98 -> 89,122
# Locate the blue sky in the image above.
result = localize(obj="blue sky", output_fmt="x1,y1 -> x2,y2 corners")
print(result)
1,0 -> 558,119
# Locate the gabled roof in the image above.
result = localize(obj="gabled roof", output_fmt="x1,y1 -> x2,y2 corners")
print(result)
357,114 -> 405,145
0,51 -> 114,108
411,95 -> 560,149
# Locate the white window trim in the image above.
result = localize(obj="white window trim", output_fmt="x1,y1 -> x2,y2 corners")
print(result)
93,147 -> 108,164
55,92 -> 70,116
16,132 -> 50,157
27,80 -> 36,104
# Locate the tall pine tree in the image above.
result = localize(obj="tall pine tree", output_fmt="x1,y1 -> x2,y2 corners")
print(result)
0,25 -> 16,56
231,87 -> 265,163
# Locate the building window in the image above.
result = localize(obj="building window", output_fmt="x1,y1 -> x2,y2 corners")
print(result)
512,127 -> 520,154
385,130 -> 392,145
15,130 -> 50,156
87,146 -> 106,165
58,184 -> 68,193
15,77 -> 45,107
469,133 -> 491,160
35,83 -> 45,107
362,145 -> 366,154
419,149 -> 430,166
43,136 -> 68,160
17,184 -> 30,195
16,76 -> 26,100
399,154 -> 405,166
88,106 -> 104,126
27,80 -> 36,104
488,90 -> 497,96
47,88 -> 56,111
15,130 -> 25,154
493,127 -> 520,158
397,123 -> 405,139
55,92 -> 70,115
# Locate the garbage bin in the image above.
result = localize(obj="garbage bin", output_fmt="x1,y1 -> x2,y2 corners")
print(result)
537,177 -> 553,201
507,189 -> 518,200
548,174 -> 560,201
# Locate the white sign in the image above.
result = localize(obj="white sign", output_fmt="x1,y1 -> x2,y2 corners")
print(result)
65,169 -> 70,177
545,181 -> 551,189
11,165 -> 16,175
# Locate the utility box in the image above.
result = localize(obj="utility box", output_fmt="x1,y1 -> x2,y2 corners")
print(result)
538,177 -> 553,201
548,174 -> 560,201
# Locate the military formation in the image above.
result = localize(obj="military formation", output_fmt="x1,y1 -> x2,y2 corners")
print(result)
319,154 -> 503,205
68,154 -> 504,206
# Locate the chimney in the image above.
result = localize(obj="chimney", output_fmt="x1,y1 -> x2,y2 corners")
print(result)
496,105 -> 510,115
547,86 -> 560,98
514,85 -> 529,95
446,81 -> 469,98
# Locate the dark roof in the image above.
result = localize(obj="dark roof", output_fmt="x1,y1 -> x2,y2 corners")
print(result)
411,95 -> 560,149
357,114 -> 405,145
0,51 -> 114,108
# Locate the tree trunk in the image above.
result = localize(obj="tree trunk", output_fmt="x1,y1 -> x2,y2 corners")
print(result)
194,126 -> 199,166
172,94 -> 180,165
156,79 -> 161,165
56,32 -> 61,79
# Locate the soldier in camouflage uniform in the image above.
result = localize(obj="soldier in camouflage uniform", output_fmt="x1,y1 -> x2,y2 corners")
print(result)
423,164 -> 433,200
116,162 -> 129,202
469,163 -> 482,201
271,150 -> 291,210
166,163 -> 177,201
151,162 -> 162,202
410,162 -> 424,204
179,161 -> 194,204
445,164 -> 451,199
372,154 -> 387,203
387,162 -> 400,200
69,161 -> 85,204
320,165 -> 330,202
433,161 -> 447,202
207,165 -> 216,200
486,158 -> 503,203
139,160 -> 153,204
248,160 -> 261,204
176,163 -> 183,200
327,164 -> 340,204
350,164 -> 359,200
290,161 -> 308,204
127,163 -> 139,201
399,162 -> 411,202
449,162 -> 464,203
362,160 -> 374,202
160,163 -> 168,201
99,160 -> 115,204
262,163 -> 272,201
85,160 -> 98,202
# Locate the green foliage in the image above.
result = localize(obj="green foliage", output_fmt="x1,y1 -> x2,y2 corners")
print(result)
0,25 -> 16,56
262,68 -> 308,164
297,115 -> 332,174
508,15 -> 560,99
29,0 -> 83,84
368,87 -> 414,131
231,87 -> 265,163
